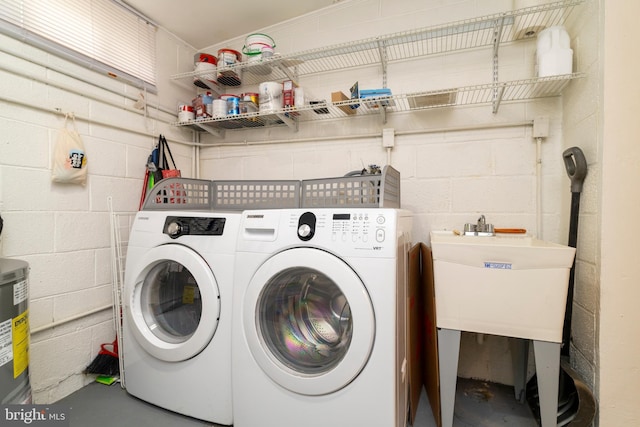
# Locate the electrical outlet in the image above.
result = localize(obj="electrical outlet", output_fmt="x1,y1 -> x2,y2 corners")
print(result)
382,128 -> 395,148
533,116 -> 550,138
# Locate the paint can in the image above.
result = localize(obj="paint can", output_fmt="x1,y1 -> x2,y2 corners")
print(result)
177,104 -> 195,122
220,94 -> 240,115
212,99 -> 227,118
217,49 -> 242,86
192,92 -> 213,119
193,52 -> 217,88
244,33 -> 276,54
241,92 -> 260,106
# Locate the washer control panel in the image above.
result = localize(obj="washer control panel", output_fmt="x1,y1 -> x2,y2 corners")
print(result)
163,216 -> 226,239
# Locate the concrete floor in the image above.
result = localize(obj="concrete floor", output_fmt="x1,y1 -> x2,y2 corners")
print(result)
55,377 -> 538,427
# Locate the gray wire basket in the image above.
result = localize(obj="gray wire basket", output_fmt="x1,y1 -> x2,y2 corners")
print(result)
141,166 -> 400,211
142,178 -> 300,210
212,180 -> 300,210
142,178 -> 213,210
301,165 -> 400,208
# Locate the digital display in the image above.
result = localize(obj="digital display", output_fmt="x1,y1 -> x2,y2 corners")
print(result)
333,214 -> 351,220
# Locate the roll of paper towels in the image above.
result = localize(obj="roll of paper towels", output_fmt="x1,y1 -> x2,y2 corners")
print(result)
259,81 -> 283,113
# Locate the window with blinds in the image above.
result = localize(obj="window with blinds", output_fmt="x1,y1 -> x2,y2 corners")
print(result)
0,0 -> 157,89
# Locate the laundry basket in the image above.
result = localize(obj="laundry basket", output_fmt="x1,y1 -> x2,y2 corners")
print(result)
141,178 -> 213,210
142,178 -> 301,211
212,180 -> 300,210
301,165 -> 401,208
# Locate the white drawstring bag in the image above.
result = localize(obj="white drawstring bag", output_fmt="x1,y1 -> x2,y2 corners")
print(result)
51,113 -> 88,185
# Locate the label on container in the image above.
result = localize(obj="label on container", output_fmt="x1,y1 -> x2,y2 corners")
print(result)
484,262 -> 512,269
14,279 -> 28,305
0,318 -> 13,368
13,310 -> 29,378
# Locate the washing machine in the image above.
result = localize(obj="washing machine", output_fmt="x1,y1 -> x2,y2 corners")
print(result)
231,208 -> 412,427
122,209 -> 240,424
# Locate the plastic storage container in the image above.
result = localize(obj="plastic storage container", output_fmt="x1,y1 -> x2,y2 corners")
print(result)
0,258 -> 31,404
536,26 -> 573,77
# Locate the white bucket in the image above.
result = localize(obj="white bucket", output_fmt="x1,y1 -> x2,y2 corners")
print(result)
259,81 -> 283,113
212,99 -> 227,117
246,33 -> 275,47
536,26 -> 573,77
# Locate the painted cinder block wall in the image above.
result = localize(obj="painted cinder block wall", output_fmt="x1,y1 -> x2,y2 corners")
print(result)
196,0 -> 570,385
2,1 -> 638,426
0,27 -> 195,402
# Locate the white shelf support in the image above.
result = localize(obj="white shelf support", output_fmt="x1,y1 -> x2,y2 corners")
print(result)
377,39 -> 389,89
274,112 -> 299,131
492,15 -> 507,114
192,122 -> 224,138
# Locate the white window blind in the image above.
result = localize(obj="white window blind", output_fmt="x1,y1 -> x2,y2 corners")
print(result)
0,0 -> 157,88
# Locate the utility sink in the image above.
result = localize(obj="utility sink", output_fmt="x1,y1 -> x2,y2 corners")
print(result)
430,231 -> 576,342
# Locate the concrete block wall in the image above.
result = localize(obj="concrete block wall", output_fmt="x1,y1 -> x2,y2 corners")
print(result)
0,25 -> 195,402
196,0 -> 577,383
562,0 -> 600,398
0,0 -> 607,409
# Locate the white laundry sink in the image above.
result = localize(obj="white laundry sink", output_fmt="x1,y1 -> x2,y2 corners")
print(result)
430,231 -> 576,342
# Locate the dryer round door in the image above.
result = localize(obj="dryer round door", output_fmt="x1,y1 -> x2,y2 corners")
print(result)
243,247 -> 375,396
127,244 -> 221,362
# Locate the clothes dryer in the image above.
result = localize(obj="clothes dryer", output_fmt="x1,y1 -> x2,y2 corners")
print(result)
231,208 -> 412,427
122,210 -> 239,424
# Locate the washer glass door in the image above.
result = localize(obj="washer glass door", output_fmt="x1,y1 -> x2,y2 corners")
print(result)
244,248 -> 374,395
129,244 -> 220,362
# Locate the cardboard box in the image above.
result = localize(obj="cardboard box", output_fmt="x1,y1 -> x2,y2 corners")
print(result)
360,88 -> 395,108
408,244 -> 424,425
331,91 -> 357,115
408,243 -> 440,427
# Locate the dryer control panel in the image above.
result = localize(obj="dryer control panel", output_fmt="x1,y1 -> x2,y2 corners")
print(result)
163,216 -> 226,239
294,209 -> 396,253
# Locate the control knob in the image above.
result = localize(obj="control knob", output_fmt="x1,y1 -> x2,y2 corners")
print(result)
297,212 -> 316,241
167,221 -> 188,239
298,224 -> 312,238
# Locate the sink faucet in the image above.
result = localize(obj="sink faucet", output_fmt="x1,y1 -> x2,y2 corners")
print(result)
464,215 -> 495,236
477,215 -> 486,230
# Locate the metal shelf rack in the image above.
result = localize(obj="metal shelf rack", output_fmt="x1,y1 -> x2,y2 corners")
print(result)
172,0 -> 584,136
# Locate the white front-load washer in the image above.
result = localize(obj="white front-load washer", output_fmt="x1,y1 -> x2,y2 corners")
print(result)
232,208 -> 412,427
122,210 -> 240,424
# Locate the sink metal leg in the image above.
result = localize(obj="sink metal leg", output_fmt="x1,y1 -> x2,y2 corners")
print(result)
437,328 -> 461,427
533,340 -> 561,427
510,338 -> 530,403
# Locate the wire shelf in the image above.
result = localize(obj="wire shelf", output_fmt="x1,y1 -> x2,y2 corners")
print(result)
172,1 -> 581,85
171,0 -> 583,134
173,74 -> 584,130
